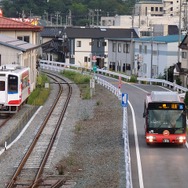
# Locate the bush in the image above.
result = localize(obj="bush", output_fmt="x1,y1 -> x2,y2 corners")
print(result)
129,75 -> 137,83
60,70 -> 91,99
27,73 -> 50,105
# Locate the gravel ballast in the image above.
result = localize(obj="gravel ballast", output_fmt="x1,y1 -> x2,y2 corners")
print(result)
0,76 -> 125,188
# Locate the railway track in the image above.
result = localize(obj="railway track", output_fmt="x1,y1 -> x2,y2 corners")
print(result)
6,72 -> 72,188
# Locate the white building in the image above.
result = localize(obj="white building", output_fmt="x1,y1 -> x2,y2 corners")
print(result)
101,0 -> 188,37
134,35 -> 184,78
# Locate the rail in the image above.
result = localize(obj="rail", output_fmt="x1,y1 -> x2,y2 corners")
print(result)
40,61 -> 133,188
39,60 -> 188,94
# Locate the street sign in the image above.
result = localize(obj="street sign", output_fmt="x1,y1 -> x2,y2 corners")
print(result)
121,93 -> 128,107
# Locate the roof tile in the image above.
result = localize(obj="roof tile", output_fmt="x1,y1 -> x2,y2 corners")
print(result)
0,16 -> 43,31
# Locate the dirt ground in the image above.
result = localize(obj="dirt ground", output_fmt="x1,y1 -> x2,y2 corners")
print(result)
57,84 -> 124,188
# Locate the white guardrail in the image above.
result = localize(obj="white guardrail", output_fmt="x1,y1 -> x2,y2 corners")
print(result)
40,60 -> 133,187
39,59 -> 188,94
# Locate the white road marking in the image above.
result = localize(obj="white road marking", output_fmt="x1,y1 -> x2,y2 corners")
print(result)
128,100 -> 144,188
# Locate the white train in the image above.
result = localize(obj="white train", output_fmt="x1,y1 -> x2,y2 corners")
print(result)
0,64 -> 31,113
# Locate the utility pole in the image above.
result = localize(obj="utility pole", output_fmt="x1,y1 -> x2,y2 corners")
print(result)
67,10 -> 72,26
95,9 -> 101,27
178,0 -> 182,63
151,31 -> 153,78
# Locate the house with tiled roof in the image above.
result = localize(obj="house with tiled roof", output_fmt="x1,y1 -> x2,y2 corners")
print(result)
0,34 -> 39,90
0,12 -> 43,90
40,26 -> 139,73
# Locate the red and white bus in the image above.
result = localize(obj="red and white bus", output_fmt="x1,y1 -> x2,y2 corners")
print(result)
143,91 -> 187,145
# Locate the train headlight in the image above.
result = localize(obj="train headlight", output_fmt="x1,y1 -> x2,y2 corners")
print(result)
146,136 -> 156,142
176,136 -> 186,143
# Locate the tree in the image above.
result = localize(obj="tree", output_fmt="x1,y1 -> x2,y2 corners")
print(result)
1,0 -> 135,26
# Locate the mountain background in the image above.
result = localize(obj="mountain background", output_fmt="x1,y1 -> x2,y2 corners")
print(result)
0,0 -> 162,26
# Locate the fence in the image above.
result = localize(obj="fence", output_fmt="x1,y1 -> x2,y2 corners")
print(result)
39,60 -> 188,94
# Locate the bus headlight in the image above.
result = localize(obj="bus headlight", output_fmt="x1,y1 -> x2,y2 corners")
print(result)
146,136 -> 156,142
176,136 -> 186,143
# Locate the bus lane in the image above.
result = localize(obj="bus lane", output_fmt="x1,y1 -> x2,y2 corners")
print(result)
124,83 -> 188,188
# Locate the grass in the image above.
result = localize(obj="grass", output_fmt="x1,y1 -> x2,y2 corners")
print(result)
56,152 -> 82,175
27,73 -> 50,105
60,70 -> 91,99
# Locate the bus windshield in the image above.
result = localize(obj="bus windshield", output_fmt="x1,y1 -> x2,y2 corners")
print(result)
148,110 -> 185,129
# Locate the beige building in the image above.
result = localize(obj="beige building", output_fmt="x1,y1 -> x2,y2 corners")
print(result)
0,12 -> 43,90
134,1 -> 163,16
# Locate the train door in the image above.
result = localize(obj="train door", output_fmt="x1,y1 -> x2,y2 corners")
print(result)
7,74 -> 19,105
0,76 -> 6,104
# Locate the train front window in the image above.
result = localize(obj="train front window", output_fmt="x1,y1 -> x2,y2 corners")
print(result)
0,81 -> 5,91
148,110 -> 185,129
8,75 -> 18,93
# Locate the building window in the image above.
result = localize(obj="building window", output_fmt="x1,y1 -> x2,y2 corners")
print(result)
112,43 -> 116,52
126,44 -> 130,53
153,50 -> 158,56
143,63 -> 147,74
126,63 -> 131,70
160,7 -> 163,12
139,44 -> 142,53
153,65 -> 158,77
155,7 -> 158,11
123,44 -> 126,53
77,41 -> 81,47
182,51 -> 187,59
17,36 -> 30,43
118,43 -> 121,52
151,7 -> 154,11
97,40 -> 101,47
84,56 -> 88,62
144,45 -> 147,54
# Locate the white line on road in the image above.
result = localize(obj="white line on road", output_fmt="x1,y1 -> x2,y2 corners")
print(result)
128,101 -> 144,188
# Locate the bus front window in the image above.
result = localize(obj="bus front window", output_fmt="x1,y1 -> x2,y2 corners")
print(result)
148,110 -> 184,129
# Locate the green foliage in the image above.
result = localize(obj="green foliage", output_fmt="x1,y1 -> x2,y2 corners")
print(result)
1,0 -> 135,26
175,77 -> 182,86
60,70 -> 91,99
27,87 -> 50,105
129,75 -> 137,83
61,70 -> 90,84
27,73 -> 50,105
36,73 -> 49,87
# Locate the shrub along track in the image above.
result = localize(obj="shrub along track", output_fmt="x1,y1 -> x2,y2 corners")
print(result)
6,72 -> 72,188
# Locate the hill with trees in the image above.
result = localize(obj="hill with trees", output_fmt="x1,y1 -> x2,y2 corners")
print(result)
1,0 -> 136,26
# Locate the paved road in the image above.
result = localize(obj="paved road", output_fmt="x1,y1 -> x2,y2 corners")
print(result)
99,75 -> 188,188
